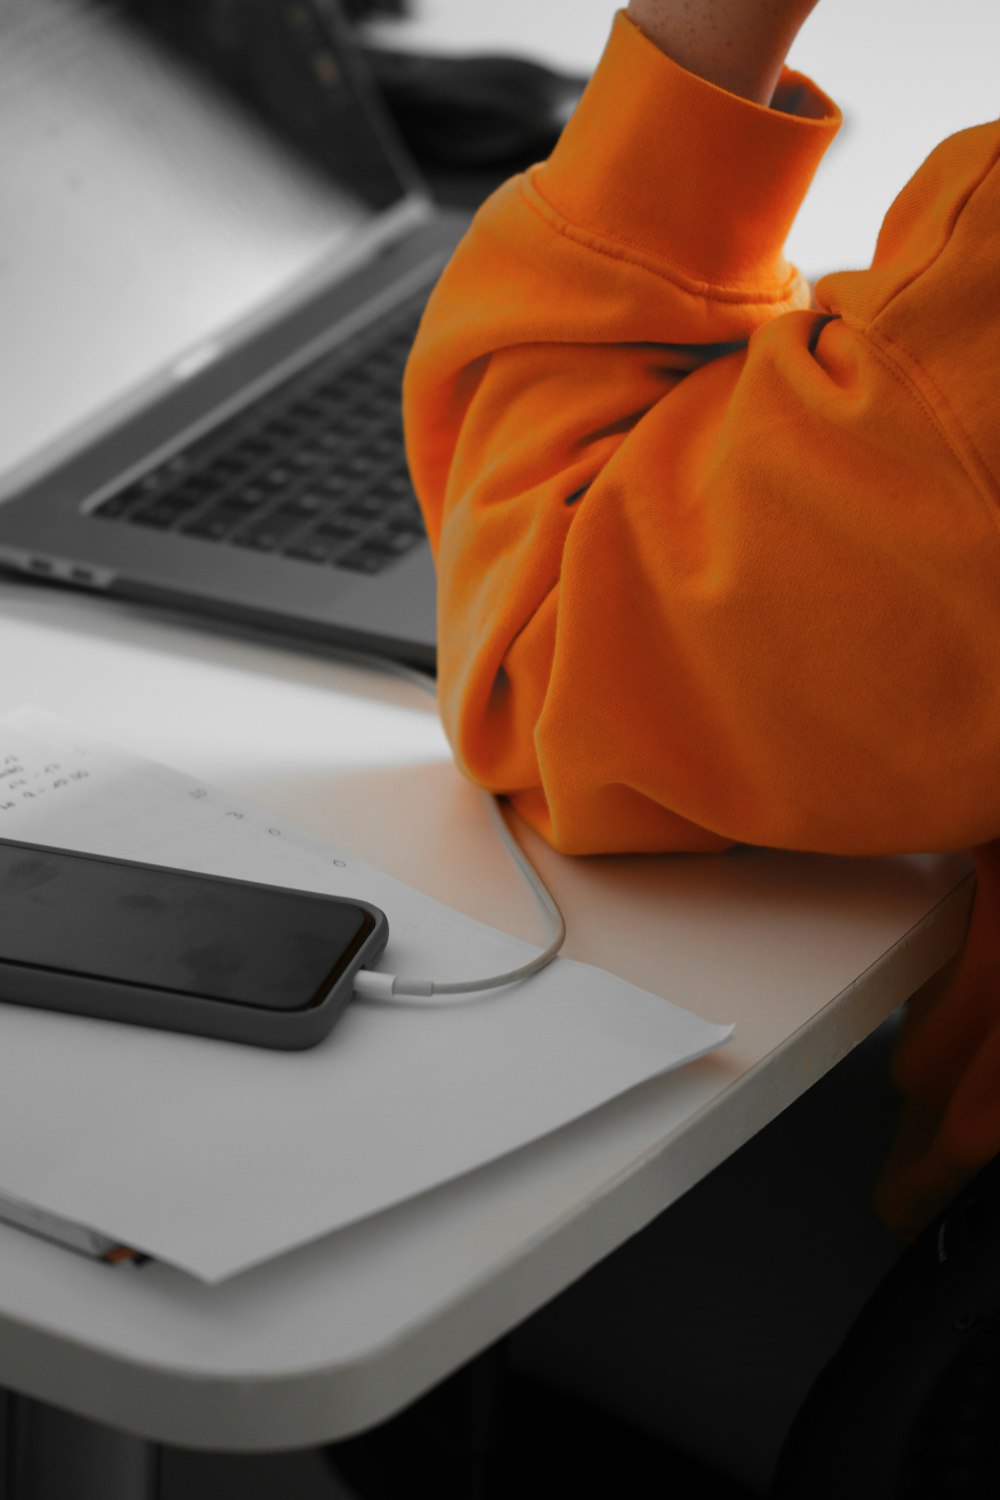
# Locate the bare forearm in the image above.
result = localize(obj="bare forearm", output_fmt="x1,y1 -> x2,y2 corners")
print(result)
626,0 -> 820,105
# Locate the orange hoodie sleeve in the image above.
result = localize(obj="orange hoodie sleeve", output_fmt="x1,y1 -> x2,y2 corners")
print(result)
403,11 -> 1000,1231
405,9 -> 1000,858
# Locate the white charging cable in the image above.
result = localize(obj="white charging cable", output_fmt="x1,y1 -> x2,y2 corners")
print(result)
334,649 -> 567,1000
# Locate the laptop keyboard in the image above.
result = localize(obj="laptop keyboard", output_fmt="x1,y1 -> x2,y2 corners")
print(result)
92,293 -> 427,577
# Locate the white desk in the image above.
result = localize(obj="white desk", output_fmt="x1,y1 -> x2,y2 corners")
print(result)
0,580 -> 972,1463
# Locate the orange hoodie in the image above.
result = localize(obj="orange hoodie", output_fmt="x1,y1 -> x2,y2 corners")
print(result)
403,11 -> 1000,1237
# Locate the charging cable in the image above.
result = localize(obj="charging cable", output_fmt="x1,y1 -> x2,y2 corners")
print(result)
334,649 -> 567,1001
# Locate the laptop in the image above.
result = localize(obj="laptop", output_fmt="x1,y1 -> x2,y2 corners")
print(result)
0,0 -> 467,670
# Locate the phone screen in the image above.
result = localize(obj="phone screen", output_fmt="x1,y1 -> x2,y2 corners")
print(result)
0,840 -> 374,1011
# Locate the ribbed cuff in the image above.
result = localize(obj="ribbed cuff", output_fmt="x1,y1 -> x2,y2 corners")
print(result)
531,10 -> 842,293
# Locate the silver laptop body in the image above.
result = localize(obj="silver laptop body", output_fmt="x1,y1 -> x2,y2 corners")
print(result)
0,0 -> 465,669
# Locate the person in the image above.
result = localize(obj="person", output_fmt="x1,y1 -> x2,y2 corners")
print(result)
401,0 -> 1000,1487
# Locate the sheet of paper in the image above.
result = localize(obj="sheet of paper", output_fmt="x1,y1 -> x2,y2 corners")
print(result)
0,708 -> 731,1283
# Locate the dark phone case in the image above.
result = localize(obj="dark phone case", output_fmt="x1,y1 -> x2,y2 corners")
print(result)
0,839 -> 389,1050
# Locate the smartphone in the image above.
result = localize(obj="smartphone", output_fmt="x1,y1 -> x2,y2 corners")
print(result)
0,837 -> 388,1049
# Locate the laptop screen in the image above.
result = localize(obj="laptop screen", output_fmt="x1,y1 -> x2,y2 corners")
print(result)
0,0 -> 423,479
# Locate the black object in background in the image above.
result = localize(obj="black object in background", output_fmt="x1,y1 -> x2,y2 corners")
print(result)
772,1152 -> 1000,1498
0,838 -> 389,1048
362,47 -> 585,170
343,0 -> 587,189
129,0 -> 583,199
341,0 -> 410,17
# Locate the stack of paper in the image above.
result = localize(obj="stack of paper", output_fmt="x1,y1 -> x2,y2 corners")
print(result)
0,708 -> 730,1283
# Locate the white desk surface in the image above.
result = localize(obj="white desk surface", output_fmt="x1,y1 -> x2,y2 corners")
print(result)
0,581 -> 972,1450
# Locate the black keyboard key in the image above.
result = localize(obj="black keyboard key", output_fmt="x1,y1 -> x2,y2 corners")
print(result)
317,472 -> 353,497
314,519 -> 361,541
391,514 -> 424,540
383,525 -> 422,555
209,500 -> 272,528
322,376 -> 359,403
260,465 -> 295,490
203,458 -> 247,484
336,547 -> 391,575
267,420 -> 301,442
163,485 -> 214,510
366,527 -> 423,558
232,513 -> 305,551
296,399 -> 335,423
344,454 -> 381,480
395,501 -> 422,523
276,491 -> 326,518
130,504 -> 181,529
288,446 -> 326,470
282,537 -> 342,564
238,439 -> 273,463
343,496 -> 386,521
182,514 -> 238,541
94,493 -> 137,519
367,474 -> 414,502
223,484 -> 272,510
180,475 -> 225,501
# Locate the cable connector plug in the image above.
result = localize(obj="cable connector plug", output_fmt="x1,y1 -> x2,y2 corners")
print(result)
353,969 -> 435,1000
